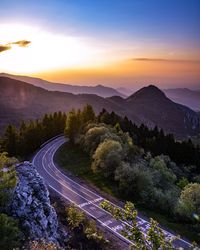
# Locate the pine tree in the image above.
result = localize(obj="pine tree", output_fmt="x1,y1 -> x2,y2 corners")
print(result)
65,109 -> 80,144
81,104 -> 95,124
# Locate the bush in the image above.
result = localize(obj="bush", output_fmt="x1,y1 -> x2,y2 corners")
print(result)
92,139 -> 124,177
66,205 -> 85,229
66,205 -> 109,249
176,183 -> 200,222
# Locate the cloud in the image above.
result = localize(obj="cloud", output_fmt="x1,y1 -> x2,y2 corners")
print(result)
0,40 -> 31,53
12,40 -> 31,47
0,44 -> 11,53
132,58 -> 200,63
133,58 -> 171,62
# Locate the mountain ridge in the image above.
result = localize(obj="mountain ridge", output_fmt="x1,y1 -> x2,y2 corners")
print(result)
2,73 -> 199,112
1,76 -> 200,139
0,73 -> 125,98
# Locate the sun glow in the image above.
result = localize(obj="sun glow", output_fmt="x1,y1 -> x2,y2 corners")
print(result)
0,24 -> 105,73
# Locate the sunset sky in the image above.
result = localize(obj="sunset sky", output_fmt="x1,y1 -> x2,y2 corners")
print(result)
0,0 -> 200,90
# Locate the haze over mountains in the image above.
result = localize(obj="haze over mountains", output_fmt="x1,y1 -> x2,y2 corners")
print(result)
163,88 -> 200,112
1,76 -> 200,138
1,73 -> 200,112
0,73 -> 125,98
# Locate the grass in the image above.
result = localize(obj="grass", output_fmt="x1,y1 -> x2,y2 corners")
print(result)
55,142 -> 200,244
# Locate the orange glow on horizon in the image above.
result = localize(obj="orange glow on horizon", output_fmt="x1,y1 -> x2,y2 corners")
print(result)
30,59 -> 200,89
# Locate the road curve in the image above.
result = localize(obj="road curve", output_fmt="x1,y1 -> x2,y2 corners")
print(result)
32,135 -> 192,249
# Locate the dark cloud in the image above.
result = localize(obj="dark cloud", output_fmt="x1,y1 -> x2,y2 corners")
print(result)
133,58 -> 171,62
0,44 -> 11,53
132,58 -> 200,63
0,40 -> 31,53
12,40 -> 31,47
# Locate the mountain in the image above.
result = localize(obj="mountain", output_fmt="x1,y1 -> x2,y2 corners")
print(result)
117,85 -> 200,137
0,77 -> 122,134
1,77 -> 200,138
0,73 -> 125,98
163,88 -> 200,111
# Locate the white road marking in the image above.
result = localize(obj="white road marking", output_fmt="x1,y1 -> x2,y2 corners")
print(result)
112,225 -> 124,232
103,220 -> 115,226
79,197 -> 104,208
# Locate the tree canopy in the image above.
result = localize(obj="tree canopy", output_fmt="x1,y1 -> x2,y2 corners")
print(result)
92,139 -> 124,177
176,183 -> 200,222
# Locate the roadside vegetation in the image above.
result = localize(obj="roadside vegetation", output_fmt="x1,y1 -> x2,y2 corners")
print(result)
100,200 -> 179,250
66,205 -> 109,249
57,105 -> 200,245
51,193 -> 111,250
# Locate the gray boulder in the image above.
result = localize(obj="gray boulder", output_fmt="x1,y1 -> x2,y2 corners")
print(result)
11,162 -> 59,243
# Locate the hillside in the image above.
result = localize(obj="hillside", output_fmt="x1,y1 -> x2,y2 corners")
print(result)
0,77 -> 200,138
0,73 -> 125,98
163,88 -> 200,111
0,77 -> 122,133
108,85 -> 200,137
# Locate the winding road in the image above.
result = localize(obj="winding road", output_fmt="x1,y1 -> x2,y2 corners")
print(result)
32,135 -> 192,249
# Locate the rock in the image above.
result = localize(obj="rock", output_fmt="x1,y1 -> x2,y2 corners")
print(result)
11,162 -> 62,244
27,195 -> 32,205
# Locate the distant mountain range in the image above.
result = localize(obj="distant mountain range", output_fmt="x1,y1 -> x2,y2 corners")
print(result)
0,73 -> 200,111
2,73 -> 200,111
1,76 -> 200,138
0,73 -> 125,98
163,88 -> 200,111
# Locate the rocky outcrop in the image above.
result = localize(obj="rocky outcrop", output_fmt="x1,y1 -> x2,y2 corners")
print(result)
11,162 -> 59,243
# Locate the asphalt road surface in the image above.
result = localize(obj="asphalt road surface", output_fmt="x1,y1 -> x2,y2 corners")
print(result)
32,135 -> 192,249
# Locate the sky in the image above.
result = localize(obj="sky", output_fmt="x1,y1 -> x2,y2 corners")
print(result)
0,0 -> 200,90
